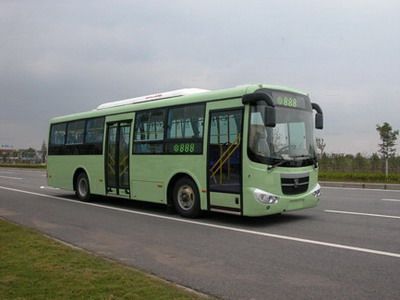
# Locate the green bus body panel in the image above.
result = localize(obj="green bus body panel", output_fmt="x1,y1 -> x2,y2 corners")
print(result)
47,84 -> 319,217
242,162 -> 319,216
130,155 -> 206,207
105,113 -> 134,123
210,192 -> 241,209
47,155 -> 105,194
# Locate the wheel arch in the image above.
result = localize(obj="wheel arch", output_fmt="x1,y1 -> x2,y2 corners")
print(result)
166,171 -> 204,210
72,166 -> 91,191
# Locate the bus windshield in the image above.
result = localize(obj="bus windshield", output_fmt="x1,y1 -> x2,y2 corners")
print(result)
249,103 -> 316,166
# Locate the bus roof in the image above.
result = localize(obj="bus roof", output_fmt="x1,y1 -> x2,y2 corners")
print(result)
49,84 -> 308,123
96,88 -> 210,110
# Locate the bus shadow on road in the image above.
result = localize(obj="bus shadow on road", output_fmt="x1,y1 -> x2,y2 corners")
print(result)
204,211 -> 313,228
57,194 -> 314,228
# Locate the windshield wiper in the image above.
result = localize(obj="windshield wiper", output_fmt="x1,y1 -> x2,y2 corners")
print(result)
292,154 -> 318,168
291,155 -> 310,159
267,155 -> 317,170
267,158 -> 289,171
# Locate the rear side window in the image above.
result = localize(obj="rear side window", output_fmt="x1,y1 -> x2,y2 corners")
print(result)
85,117 -> 105,144
66,120 -> 85,145
133,109 -> 165,153
165,104 -> 204,154
50,123 -> 67,145
167,104 -> 204,139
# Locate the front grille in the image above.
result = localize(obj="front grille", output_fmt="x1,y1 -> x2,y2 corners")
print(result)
281,175 -> 309,195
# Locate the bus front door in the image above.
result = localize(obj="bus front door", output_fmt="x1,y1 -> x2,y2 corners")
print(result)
208,109 -> 243,215
105,121 -> 131,197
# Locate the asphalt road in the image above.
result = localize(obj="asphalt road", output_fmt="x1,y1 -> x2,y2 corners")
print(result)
1,168 -> 399,299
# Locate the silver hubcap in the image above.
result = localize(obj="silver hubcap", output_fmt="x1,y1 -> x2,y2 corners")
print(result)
78,178 -> 88,197
177,185 -> 195,211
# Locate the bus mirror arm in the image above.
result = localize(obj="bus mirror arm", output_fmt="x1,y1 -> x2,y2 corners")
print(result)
242,93 -> 276,127
312,103 -> 323,130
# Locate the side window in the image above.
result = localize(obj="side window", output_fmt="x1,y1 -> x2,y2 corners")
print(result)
66,120 -> 85,145
85,117 -> 105,144
167,104 -> 204,139
133,109 -> 165,154
166,104 -> 204,154
50,123 -> 67,145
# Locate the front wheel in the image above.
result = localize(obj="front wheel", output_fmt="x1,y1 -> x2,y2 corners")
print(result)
75,172 -> 91,201
173,177 -> 201,218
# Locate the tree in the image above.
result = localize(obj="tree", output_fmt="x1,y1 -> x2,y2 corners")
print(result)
354,152 -> 367,172
41,140 -> 47,163
376,122 -> 399,178
315,137 -> 326,157
1,152 -> 6,163
370,153 -> 381,173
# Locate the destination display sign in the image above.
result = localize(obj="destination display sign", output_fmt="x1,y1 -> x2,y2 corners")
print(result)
165,142 -> 202,154
270,91 -> 310,110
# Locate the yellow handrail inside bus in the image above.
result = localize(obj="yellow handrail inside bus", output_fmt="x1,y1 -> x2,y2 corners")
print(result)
210,135 -> 240,182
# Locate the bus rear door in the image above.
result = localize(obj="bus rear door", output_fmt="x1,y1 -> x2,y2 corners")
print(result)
105,118 -> 132,198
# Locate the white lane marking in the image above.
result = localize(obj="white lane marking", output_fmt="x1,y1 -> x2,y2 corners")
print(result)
325,209 -> 400,220
0,168 -> 42,173
0,175 -> 23,180
323,186 -> 400,193
1,185 -> 400,259
0,169 -> 46,175
40,186 -> 60,190
381,199 -> 400,202
0,171 -> 16,174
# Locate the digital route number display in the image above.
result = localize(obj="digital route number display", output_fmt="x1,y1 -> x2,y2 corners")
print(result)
165,142 -> 202,154
271,91 -> 310,110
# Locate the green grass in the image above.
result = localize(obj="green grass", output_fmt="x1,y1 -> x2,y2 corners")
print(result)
319,171 -> 400,184
0,163 -> 46,169
0,219 -> 207,300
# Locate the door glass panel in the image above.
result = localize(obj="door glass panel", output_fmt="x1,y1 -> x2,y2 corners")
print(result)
119,123 -> 131,189
107,124 -> 118,188
209,110 -> 242,193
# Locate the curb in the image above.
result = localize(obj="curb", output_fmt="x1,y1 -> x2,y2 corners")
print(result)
320,181 -> 400,191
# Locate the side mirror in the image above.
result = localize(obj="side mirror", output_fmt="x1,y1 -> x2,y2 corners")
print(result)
315,113 -> 323,130
312,103 -> 323,130
242,92 -> 276,127
264,106 -> 276,127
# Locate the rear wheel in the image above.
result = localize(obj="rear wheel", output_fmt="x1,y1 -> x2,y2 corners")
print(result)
75,172 -> 91,201
173,177 -> 201,218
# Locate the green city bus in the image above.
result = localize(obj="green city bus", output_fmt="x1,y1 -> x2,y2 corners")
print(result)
47,84 -> 323,217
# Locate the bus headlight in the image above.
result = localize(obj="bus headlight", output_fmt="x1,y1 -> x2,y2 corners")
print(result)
311,184 -> 321,198
253,188 -> 280,205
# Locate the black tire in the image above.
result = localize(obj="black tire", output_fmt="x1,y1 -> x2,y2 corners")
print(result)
173,177 -> 201,218
75,172 -> 91,201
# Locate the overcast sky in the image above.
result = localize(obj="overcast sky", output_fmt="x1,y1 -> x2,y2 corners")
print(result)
1,0 -> 400,154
